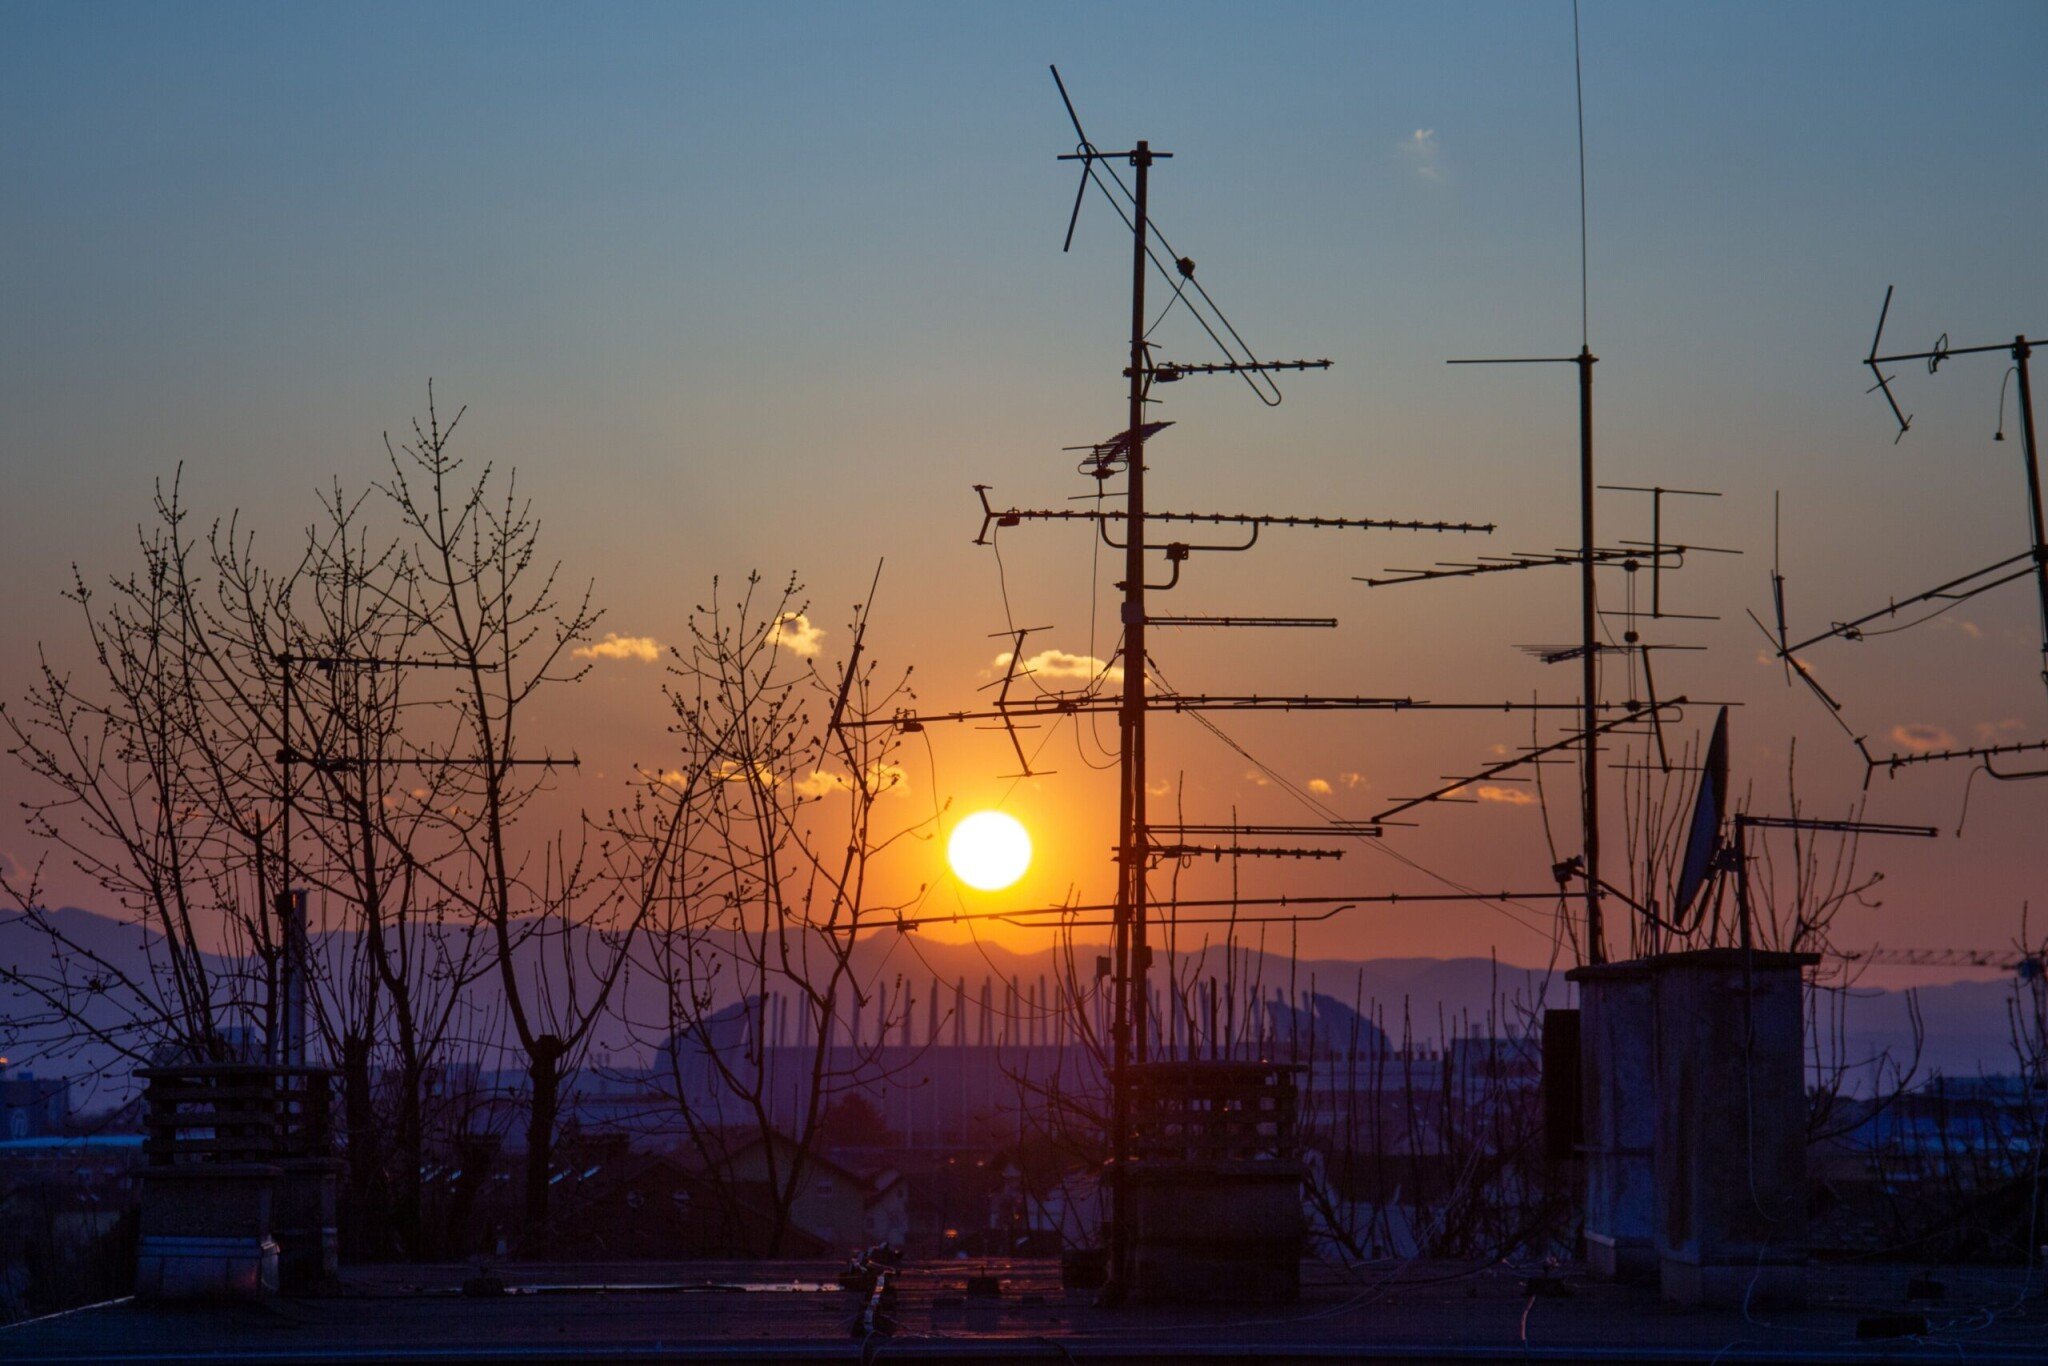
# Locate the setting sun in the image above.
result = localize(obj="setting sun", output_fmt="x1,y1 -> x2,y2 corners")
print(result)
946,810 -> 1032,891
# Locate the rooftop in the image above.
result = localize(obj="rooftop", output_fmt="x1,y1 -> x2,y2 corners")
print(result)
3,1257 -> 2043,1364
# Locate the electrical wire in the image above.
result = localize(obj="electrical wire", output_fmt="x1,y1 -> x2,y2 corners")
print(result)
985,523 -> 1118,774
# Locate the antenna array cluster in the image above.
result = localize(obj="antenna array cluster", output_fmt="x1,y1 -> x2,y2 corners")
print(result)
1764,288 -> 2048,786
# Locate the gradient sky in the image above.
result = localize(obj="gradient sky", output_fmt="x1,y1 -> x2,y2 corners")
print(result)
4,2 -> 2045,972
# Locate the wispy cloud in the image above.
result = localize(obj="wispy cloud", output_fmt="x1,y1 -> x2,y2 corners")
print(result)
795,770 -> 852,799
1339,771 -> 1367,790
1476,785 -> 1536,806
1975,717 -> 2024,743
713,759 -> 777,787
1888,722 -> 1956,754
574,632 -> 661,663
1243,769 -> 1272,788
992,648 -> 1122,686
767,611 -> 824,658
1400,127 -> 1444,182
796,763 -> 906,799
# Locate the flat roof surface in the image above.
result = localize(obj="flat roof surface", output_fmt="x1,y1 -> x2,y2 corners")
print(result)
3,1257 -> 2043,1364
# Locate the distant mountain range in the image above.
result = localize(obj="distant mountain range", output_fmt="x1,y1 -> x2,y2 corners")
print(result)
1,906 -> 2031,1097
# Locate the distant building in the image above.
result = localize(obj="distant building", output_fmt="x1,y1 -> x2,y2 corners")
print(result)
0,1061 -> 70,1140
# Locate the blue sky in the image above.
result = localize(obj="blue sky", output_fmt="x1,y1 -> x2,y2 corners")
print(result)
3,2 -> 2045,964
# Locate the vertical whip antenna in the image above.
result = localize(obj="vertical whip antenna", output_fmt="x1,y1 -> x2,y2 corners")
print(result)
1572,0 -> 1590,350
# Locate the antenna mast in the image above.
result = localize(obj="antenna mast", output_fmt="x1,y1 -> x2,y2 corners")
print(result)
1766,290 -> 2048,783
882,66 -> 1491,1295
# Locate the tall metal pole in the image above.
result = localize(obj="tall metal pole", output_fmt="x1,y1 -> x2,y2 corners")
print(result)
1109,136 -> 1153,1299
1127,142 -> 1152,1066
1576,347 -> 1605,965
2011,337 -> 2048,696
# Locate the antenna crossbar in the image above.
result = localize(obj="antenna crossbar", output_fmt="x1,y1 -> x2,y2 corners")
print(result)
1780,550 -> 2035,655
1735,815 -> 1938,838
1836,947 -> 2039,969
1147,615 -> 1336,628
1867,734 -> 2048,773
279,651 -> 482,672
280,748 -> 578,772
1136,359 -> 1332,380
1373,698 -> 1686,823
852,889 -> 1571,935
1359,544 -> 1677,587
974,486 -> 1493,544
841,694 -> 1671,731
1148,844 -> 1347,861
1151,822 -> 1382,838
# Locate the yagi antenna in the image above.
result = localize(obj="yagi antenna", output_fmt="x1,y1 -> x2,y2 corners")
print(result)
1863,285 -> 1914,440
1051,65 -> 1095,253
1048,65 -> 1329,408
1861,291 -> 2048,696
1773,291 -> 2048,754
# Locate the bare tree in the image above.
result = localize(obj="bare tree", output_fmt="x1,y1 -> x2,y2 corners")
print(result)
281,479 -> 497,1256
1,393 -> 666,1256
377,389 -> 636,1243
613,572 -> 928,1253
1,474 -> 281,1070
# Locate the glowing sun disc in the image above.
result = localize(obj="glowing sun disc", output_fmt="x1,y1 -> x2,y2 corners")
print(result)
948,810 -> 1032,891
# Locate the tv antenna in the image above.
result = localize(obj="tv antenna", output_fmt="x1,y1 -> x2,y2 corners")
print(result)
1764,288 -> 2048,782
1548,708 -> 1940,955
1349,7 -> 1736,967
1356,321 -> 1733,964
834,65 -> 1529,1298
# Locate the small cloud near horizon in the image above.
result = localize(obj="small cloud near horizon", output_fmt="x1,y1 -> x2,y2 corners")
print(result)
992,648 -> 1122,686
767,612 -> 824,658
797,763 -> 905,799
1888,722 -> 1956,754
1476,785 -> 1536,806
1307,777 -> 1334,796
795,770 -> 853,799
573,632 -> 661,663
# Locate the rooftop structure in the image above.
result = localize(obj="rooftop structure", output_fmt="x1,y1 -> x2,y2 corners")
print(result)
4,1256 -> 2042,1363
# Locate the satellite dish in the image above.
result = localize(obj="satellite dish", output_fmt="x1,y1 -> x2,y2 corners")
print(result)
1673,707 -> 1729,918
